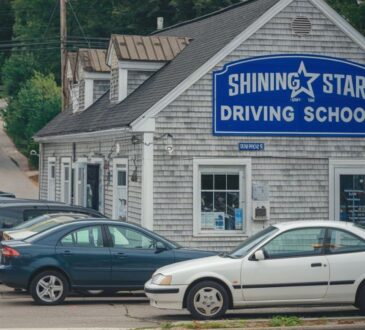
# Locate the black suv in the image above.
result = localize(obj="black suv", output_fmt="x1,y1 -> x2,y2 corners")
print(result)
0,199 -> 104,234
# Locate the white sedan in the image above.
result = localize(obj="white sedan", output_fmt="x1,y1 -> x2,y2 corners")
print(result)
145,221 -> 365,319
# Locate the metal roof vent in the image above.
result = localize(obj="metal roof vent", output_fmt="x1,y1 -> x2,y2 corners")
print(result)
291,16 -> 312,36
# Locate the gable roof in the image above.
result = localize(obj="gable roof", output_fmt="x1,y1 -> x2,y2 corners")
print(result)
108,34 -> 191,62
36,0 -> 280,138
77,48 -> 110,73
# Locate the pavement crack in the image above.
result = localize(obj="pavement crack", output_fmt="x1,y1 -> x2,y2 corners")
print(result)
122,304 -> 160,326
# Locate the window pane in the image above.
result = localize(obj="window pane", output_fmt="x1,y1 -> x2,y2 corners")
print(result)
227,174 -> 239,190
51,165 -> 55,178
201,192 -> 213,212
201,174 -> 213,190
109,226 -> 155,249
214,192 -> 226,212
327,229 -> 365,254
264,228 -> 325,258
214,174 -> 226,190
118,171 -> 126,186
61,226 -> 103,248
340,175 -> 365,224
64,166 -> 69,181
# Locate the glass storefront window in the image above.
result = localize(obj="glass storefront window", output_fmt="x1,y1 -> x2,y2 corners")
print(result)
340,175 -> 365,224
200,170 -> 243,232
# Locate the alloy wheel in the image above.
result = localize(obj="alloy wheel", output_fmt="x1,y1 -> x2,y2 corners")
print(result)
193,287 -> 224,317
36,275 -> 64,303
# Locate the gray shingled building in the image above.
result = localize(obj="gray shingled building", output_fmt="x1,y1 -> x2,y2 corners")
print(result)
35,0 -> 365,251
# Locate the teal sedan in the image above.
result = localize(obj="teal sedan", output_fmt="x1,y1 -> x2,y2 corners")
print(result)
0,219 -> 215,305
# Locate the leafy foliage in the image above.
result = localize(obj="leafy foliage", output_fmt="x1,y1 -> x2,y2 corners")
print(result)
2,53 -> 40,97
3,72 -> 61,167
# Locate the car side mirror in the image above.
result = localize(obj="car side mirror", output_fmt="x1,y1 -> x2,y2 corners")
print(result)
155,241 -> 167,253
253,249 -> 265,261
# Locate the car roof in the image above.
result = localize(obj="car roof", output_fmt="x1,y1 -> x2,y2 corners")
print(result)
0,198 -> 66,207
272,220 -> 358,230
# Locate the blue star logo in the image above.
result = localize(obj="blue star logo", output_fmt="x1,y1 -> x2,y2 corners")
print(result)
291,61 -> 320,99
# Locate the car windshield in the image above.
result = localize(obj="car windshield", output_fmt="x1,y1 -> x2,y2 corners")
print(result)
229,226 -> 278,258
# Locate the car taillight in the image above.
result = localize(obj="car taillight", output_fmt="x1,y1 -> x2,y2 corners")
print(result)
1,247 -> 20,257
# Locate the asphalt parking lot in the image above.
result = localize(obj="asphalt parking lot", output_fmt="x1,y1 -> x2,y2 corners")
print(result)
1,284 -> 365,329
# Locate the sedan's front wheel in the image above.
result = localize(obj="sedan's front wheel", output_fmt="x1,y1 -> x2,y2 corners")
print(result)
30,270 -> 68,305
186,281 -> 228,320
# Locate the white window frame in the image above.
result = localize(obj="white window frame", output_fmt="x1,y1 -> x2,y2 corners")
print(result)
60,157 -> 72,204
47,157 -> 56,201
112,158 -> 128,219
329,159 -> 365,221
193,158 -> 252,237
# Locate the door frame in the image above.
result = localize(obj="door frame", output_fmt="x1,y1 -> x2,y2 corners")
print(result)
88,157 -> 104,214
329,159 -> 365,221
112,158 -> 128,219
74,157 -> 87,207
60,157 -> 72,204
47,157 -> 56,201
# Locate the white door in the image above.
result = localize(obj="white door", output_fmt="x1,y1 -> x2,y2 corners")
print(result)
48,159 -> 56,201
61,159 -> 71,204
334,167 -> 365,224
324,227 -> 365,303
74,162 -> 87,207
242,227 -> 329,301
113,159 -> 128,220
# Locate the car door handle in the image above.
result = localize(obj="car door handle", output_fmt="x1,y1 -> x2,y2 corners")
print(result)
113,252 -> 127,259
62,250 -> 73,256
311,263 -> 322,267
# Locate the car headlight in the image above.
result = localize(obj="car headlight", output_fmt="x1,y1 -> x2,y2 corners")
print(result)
151,273 -> 172,285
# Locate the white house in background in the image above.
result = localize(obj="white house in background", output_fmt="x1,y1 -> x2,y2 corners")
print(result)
35,0 -> 365,251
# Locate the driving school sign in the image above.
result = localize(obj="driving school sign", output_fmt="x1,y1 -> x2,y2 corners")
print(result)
213,55 -> 365,136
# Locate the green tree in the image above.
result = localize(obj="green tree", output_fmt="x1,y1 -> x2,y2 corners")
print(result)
4,72 -> 61,166
326,0 -> 365,35
2,53 -> 40,97
0,0 -> 14,85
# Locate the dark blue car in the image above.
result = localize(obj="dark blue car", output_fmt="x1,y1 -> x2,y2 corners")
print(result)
0,219 -> 215,305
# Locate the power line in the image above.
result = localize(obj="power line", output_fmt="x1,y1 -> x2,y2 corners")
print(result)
43,0 -> 59,39
67,0 -> 91,48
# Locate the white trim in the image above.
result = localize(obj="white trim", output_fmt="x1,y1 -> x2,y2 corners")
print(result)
118,68 -> 128,102
38,143 -> 43,199
132,117 -> 155,133
193,158 -> 252,237
83,72 -> 111,80
141,133 -> 154,230
329,159 -> 365,221
86,157 -> 105,213
118,60 -> 165,71
60,157 -> 72,204
130,0 -> 294,129
311,0 -> 365,52
84,79 -> 94,109
74,159 -> 87,207
34,127 -> 131,143
112,158 -> 129,219
47,157 -> 56,201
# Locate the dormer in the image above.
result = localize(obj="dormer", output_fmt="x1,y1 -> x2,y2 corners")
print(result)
66,52 -> 78,111
106,34 -> 191,103
75,48 -> 111,112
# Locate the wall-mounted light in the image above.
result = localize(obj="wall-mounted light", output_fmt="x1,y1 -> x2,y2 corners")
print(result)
30,149 -> 39,157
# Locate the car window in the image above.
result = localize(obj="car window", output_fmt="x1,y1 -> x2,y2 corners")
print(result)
326,229 -> 365,254
23,209 -> 48,221
60,226 -> 104,248
0,207 -> 22,228
263,227 -> 326,259
108,226 -> 156,249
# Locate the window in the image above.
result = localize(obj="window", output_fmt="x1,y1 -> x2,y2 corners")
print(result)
0,208 -> 22,228
61,226 -> 103,248
93,80 -> 109,102
263,228 -> 326,259
23,209 -> 48,221
194,159 -> 251,236
326,228 -> 365,254
47,158 -> 56,201
61,158 -> 71,204
108,226 -> 156,249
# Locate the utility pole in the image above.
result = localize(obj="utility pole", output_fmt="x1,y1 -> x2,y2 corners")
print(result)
60,0 -> 67,111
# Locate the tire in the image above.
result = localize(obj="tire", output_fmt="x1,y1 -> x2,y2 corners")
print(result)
29,270 -> 68,305
186,281 -> 229,320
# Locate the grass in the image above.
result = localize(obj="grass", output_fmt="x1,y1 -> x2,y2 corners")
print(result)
269,316 -> 303,327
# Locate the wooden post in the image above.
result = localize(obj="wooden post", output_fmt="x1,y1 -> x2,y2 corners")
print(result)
60,0 -> 67,111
